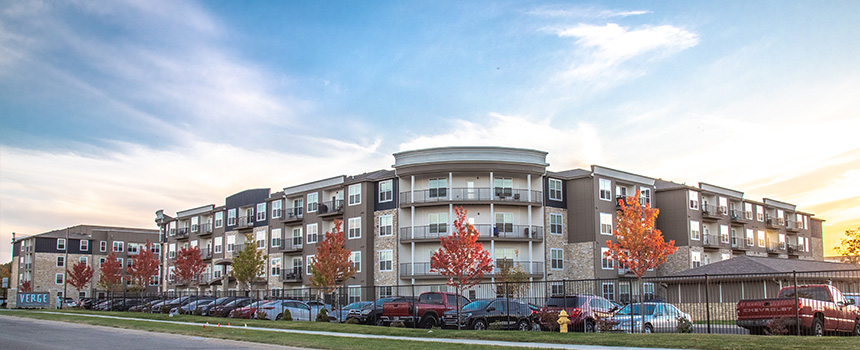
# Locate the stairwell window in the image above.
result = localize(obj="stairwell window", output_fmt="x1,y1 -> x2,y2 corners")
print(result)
689,191 -> 699,210
271,228 -> 282,247
256,203 -> 267,221
379,215 -> 393,237
215,211 -> 223,228
227,209 -> 237,226
271,257 -> 281,276
272,200 -> 282,219
348,217 -> 361,239
379,250 -> 393,271
690,220 -> 700,241
214,237 -> 222,254
379,180 -> 393,203
348,184 -> 361,205
307,224 -> 318,244
691,252 -> 702,268
100,241 -> 107,252
756,205 -> 764,222
57,238 -> 66,250
549,178 -> 563,201
600,213 -> 613,235
599,179 -> 612,201
744,203 -> 753,220
56,256 -> 65,267
550,213 -> 563,235
601,248 -> 614,269
226,235 -> 235,252
307,193 -> 318,213
551,248 -> 563,270
80,240 -> 89,251
349,251 -> 361,272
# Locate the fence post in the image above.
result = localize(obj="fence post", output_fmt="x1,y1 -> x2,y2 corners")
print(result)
793,270 -> 800,336
628,279 -> 634,334
411,283 -> 417,328
705,274 -> 711,334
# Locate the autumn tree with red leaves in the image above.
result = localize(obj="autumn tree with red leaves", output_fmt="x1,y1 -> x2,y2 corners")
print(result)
127,240 -> 159,291
605,189 -> 677,332
431,206 -> 494,329
20,280 -> 32,292
310,219 -> 357,296
98,251 -> 123,292
67,259 -> 94,297
174,246 -> 206,287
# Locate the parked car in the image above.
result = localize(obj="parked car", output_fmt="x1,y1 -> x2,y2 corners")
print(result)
382,292 -> 470,328
736,284 -> 860,336
232,300 -> 275,319
173,298 -> 215,314
442,298 -> 535,330
330,301 -> 373,323
347,297 -> 412,326
611,302 -> 692,333
152,296 -> 203,313
195,296 -> 240,316
259,300 -> 317,321
129,299 -> 162,312
209,298 -> 253,318
537,294 -> 618,332
307,301 -> 331,318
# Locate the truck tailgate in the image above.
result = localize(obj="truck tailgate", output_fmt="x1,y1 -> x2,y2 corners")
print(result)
737,298 -> 797,319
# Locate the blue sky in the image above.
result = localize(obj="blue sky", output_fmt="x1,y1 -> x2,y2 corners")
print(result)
1,0 -> 859,263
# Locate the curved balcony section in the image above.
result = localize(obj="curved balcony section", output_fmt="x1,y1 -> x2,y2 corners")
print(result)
399,188 -> 542,207
399,224 -> 543,243
400,261 -> 544,279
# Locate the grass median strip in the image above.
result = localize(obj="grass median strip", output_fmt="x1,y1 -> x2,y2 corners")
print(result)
1,309 -> 857,350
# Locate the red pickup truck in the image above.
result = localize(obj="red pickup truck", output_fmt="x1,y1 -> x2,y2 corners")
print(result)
736,284 -> 859,336
381,292 -> 470,328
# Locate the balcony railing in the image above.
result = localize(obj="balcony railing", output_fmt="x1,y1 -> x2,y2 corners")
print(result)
766,216 -> 785,229
317,200 -> 344,216
785,220 -> 801,232
702,234 -> 723,247
198,223 -> 213,235
280,207 -> 304,222
400,261 -> 544,277
701,204 -> 723,219
279,238 -> 303,252
731,236 -> 748,250
399,188 -> 543,206
201,248 -> 213,260
237,216 -> 254,229
730,210 -> 746,222
280,268 -> 303,282
399,224 -> 543,241
767,241 -> 786,253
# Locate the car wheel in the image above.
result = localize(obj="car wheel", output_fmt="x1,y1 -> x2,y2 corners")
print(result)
584,319 -> 595,333
644,324 -> 654,334
811,317 -> 824,337
472,319 -> 487,330
276,313 -> 283,321
419,315 -> 437,329
374,317 -> 385,327
518,319 -> 530,331
748,327 -> 765,335
853,321 -> 859,337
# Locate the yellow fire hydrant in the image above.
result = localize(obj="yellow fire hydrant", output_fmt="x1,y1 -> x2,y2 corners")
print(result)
557,310 -> 571,333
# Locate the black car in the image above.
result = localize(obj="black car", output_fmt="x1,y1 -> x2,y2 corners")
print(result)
442,298 -> 534,331
152,296 -> 202,313
209,298 -> 253,318
195,296 -> 241,316
348,297 -> 413,326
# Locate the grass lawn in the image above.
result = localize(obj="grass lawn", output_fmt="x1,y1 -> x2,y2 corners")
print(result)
2,309 -> 857,350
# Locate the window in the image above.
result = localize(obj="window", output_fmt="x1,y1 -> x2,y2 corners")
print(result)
126,259 -> 134,268
756,205 -> 763,221
80,240 -> 89,251
495,248 -> 515,269
350,251 -> 361,272
429,178 -> 447,198
379,250 -> 393,271
168,243 -> 176,258
56,273 -> 64,285
307,224 -> 318,244
757,230 -> 765,247
745,229 -> 754,247
494,177 -> 513,197
214,237 -> 223,253
226,235 -> 236,252
718,197 -> 728,215
690,220 -> 700,241
215,212 -> 223,228
79,291 -> 87,299
348,184 -> 361,205
292,199 -> 304,216
598,178 -> 612,201
495,212 -> 513,234
551,282 -> 565,295
550,213 -> 563,235
549,178 -> 563,201
429,213 -> 447,234
228,208 -> 237,226
271,228 -> 282,247
99,257 -> 106,266
643,283 -> 655,300
721,253 -> 731,261
348,285 -> 361,303
550,248 -> 563,270
113,241 -> 124,252
639,187 -> 652,207
379,215 -> 393,237
379,180 -> 393,203
720,225 -> 729,243
306,255 -> 314,275
378,286 -> 394,298
56,256 -> 65,267
348,217 -> 361,239
100,241 -> 107,252
689,191 -> 699,210
191,216 -> 199,232
602,283 -> 615,301
57,238 -> 66,250
691,252 -> 702,268
601,247 -> 614,269
271,257 -> 281,276
778,233 -> 786,250
168,267 -> 175,282
600,213 -> 613,235
272,200 -> 282,218
307,193 -> 319,212
256,231 -> 266,249
79,256 -> 88,265
291,227 -> 303,246
256,203 -> 267,221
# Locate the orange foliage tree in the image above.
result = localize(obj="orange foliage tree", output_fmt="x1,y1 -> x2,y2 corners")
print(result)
67,259 -> 94,297
174,246 -> 206,286
310,219 -> 358,296
20,280 -> 32,292
605,189 -> 677,332
431,206 -> 494,329
127,240 -> 160,291
98,251 -> 124,292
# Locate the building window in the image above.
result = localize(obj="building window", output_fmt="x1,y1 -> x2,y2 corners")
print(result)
99,241 -> 106,252
56,273 -> 64,285
271,228 -> 282,247
56,256 -> 65,267
429,213 -> 447,234
227,208 -> 237,226
639,188 -> 652,207
744,203 -> 753,220
429,178 -> 447,198
379,180 -> 393,203
215,212 -> 223,228
348,285 -> 361,303
600,213 -> 613,235
214,237 -> 223,253
494,177 -> 513,197
550,213 -> 563,235
348,217 -> 361,239
350,251 -> 361,272
601,248 -> 614,269
272,200 -> 282,219
495,212 -> 513,234
168,243 -> 176,258
348,184 -> 361,205
756,205 -> 763,221
307,193 -> 319,212
719,197 -> 728,215
379,250 -> 393,271
191,216 -> 199,232
379,286 -> 393,298
598,178 -> 612,201
550,248 -> 563,270
113,241 -> 124,252
745,229 -> 754,247
379,215 -> 393,237
99,257 -> 106,266
602,283 -> 615,301
691,252 -> 702,268
226,235 -> 236,252
757,230 -> 765,247
255,231 -> 266,249
720,225 -> 730,243
271,257 -> 281,276
256,203 -> 267,221
306,255 -> 315,275
307,224 -> 318,244
549,178 -> 563,201
57,238 -> 66,250
80,240 -> 89,251
551,282 -> 565,295
689,191 -> 699,210
79,256 -> 88,265
690,220 -> 700,241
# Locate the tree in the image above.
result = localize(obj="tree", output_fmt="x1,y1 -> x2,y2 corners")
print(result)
20,280 -> 32,292
430,206 -> 494,329
67,259 -> 94,297
232,234 -> 267,291
310,219 -> 358,308
604,189 -> 677,332
98,251 -> 123,292
127,240 -> 160,291
835,227 -> 860,264
174,245 -> 206,287
495,260 -> 530,298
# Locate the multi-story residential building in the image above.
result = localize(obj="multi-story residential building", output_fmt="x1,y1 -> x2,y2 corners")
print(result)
9,225 -> 160,307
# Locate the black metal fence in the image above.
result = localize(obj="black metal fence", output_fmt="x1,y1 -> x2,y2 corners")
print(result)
79,269 -> 859,335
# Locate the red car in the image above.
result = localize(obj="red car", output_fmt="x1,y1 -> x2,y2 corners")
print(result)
231,300 -> 274,319
538,294 -> 618,332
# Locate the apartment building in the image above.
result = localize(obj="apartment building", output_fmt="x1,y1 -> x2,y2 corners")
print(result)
10,225 -> 160,306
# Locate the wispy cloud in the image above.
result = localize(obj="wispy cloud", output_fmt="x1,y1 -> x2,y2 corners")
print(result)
527,6 -> 651,19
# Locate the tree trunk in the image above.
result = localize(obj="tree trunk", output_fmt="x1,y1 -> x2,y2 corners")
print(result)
639,277 -> 645,333
456,285 -> 461,330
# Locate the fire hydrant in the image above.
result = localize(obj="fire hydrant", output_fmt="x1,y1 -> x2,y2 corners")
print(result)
557,310 -> 571,333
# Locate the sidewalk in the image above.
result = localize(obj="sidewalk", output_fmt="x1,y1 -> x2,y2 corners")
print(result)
19,311 -> 698,350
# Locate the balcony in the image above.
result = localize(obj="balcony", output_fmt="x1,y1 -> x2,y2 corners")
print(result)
730,210 -> 746,223
280,268 -> 303,283
399,188 -> 542,207
399,224 -> 543,243
236,216 -> 255,230
279,207 -> 304,222
201,248 -> 213,260
317,200 -> 344,217
788,244 -> 805,255
197,223 -> 213,236
767,241 -> 786,254
702,234 -> 724,249
731,236 -> 748,251
400,261 -> 543,279
279,238 -> 303,252
786,220 -> 801,232
198,272 -> 212,285
701,204 -> 722,220
765,216 -> 784,229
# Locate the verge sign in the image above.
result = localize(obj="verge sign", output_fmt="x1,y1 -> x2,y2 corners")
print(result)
17,292 -> 51,308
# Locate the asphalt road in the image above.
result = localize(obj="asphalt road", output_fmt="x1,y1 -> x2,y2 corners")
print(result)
0,315 -> 312,350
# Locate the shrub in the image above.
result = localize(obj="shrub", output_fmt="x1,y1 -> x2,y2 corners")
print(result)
161,306 -> 172,314
345,317 -> 360,324
256,309 -> 269,320
676,316 -> 694,333
315,308 -> 329,322
390,320 -> 406,328
192,308 -> 203,316
765,317 -> 790,335
229,309 -> 243,319
594,314 -> 619,332
538,309 -> 561,331
488,321 -> 506,330
281,309 -> 292,321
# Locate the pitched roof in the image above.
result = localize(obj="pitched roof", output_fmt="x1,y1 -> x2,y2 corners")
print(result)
668,255 -> 859,277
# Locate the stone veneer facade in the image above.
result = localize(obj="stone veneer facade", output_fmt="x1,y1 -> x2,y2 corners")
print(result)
374,209 -> 399,288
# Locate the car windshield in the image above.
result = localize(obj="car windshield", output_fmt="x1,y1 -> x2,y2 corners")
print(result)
545,297 -> 584,308
617,304 -> 656,316
462,300 -> 492,310
343,302 -> 370,310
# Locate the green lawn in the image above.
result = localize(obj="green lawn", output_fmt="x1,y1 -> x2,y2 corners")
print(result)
2,309 -> 857,350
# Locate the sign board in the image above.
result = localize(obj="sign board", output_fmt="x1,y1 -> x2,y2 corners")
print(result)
17,292 -> 51,308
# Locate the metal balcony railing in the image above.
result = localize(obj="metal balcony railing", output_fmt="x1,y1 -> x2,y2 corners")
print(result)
399,224 -> 543,241
399,188 -> 543,205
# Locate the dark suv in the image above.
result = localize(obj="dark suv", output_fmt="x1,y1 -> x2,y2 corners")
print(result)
538,294 -> 618,332
442,298 -> 535,330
